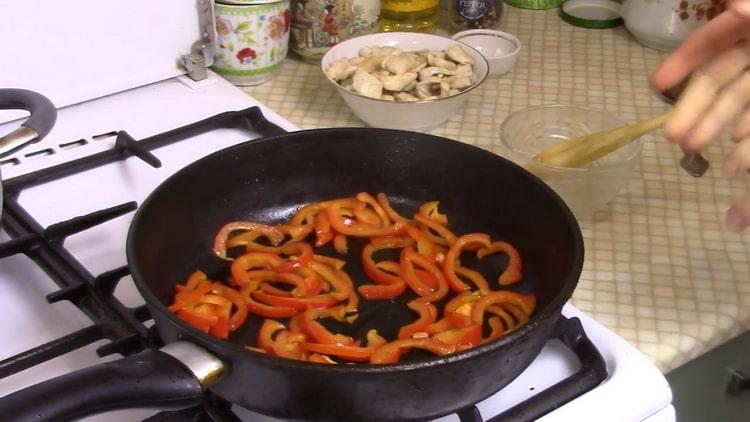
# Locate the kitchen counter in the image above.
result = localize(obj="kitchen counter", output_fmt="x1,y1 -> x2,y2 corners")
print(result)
242,6 -> 750,372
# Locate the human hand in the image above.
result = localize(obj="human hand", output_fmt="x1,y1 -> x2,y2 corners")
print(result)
650,0 -> 750,232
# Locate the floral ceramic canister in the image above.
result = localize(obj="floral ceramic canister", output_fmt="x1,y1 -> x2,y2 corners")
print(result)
290,0 -> 380,64
212,0 -> 292,86
620,0 -> 726,52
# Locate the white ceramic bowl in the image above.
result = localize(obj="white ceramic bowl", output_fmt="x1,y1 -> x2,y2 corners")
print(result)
321,32 -> 489,132
451,30 -> 521,78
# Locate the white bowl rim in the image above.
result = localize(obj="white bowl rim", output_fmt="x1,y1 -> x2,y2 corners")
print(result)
499,104 -> 644,172
320,32 -> 490,105
451,29 -> 522,58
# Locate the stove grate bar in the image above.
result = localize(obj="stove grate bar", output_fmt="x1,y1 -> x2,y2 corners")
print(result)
94,265 -> 133,296
0,325 -> 103,379
3,106 -> 285,193
115,131 -> 161,168
0,233 -> 37,258
2,196 -> 151,353
44,202 -> 138,243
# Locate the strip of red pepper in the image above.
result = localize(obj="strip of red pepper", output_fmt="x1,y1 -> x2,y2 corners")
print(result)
442,233 -> 492,293
213,221 -> 286,260
477,241 -> 523,285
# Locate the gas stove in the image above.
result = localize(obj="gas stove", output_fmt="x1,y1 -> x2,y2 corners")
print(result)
0,72 -> 674,422
0,2 -> 673,420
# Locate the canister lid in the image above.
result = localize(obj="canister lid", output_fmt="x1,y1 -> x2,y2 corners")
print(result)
560,0 -> 623,28
216,0 -> 284,5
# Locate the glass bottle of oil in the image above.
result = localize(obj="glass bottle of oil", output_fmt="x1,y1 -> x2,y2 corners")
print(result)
380,0 -> 440,33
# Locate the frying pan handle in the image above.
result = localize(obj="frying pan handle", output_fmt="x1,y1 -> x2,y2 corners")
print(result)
0,88 -> 57,158
0,342 -> 225,422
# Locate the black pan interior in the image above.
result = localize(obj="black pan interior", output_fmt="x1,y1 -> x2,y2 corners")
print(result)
129,128 -> 581,358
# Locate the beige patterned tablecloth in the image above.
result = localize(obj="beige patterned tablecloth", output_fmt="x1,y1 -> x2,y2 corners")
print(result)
242,7 -> 750,372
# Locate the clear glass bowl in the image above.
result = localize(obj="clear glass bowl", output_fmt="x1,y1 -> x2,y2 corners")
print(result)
499,105 -> 644,220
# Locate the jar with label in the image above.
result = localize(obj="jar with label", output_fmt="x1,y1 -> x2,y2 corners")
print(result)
380,0 -> 440,32
451,0 -> 502,30
290,0 -> 381,64
212,0 -> 292,86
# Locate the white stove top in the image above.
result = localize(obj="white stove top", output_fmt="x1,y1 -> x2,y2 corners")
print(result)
0,72 -> 673,422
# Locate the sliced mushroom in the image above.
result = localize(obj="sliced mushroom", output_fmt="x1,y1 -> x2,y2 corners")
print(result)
326,58 -> 357,81
358,55 -> 384,73
402,80 -> 417,93
394,92 -> 420,102
440,80 -> 452,98
427,51 -> 457,71
454,64 -> 473,78
382,72 -> 418,92
352,69 -> 383,99
328,44 -> 477,102
383,55 -> 414,75
446,44 -> 474,65
448,75 -> 473,90
416,76 -> 442,99
418,66 -> 455,81
408,55 -> 428,73
340,77 -> 354,91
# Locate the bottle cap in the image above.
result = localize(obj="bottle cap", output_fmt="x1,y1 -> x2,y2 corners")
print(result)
560,0 -> 623,28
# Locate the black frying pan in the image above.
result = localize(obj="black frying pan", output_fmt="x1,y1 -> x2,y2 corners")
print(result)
0,128 -> 583,421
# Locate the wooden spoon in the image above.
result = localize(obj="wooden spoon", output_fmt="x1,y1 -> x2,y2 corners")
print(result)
534,112 -> 671,168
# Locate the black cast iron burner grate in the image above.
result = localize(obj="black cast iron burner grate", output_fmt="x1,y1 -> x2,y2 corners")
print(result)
0,107 -> 607,422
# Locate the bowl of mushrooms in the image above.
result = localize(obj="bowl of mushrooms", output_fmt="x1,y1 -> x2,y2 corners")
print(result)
321,32 -> 489,131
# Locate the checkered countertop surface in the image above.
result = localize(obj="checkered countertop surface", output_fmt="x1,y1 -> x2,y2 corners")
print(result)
241,6 -> 750,372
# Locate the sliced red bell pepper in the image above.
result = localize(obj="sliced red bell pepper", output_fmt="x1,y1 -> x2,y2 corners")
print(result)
213,221 -> 286,260
326,201 -> 406,237
312,254 -> 346,270
231,252 -> 284,286
253,290 -> 341,311
176,308 -> 215,333
302,330 -> 386,362
471,291 -> 536,326
275,242 -> 314,273
271,330 -> 308,360
314,212 -> 335,247
257,323 -> 281,352
358,280 -> 407,300
376,193 -> 409,223
398,301 -> 438,339
442,233 -> 492,293
426,318 -> 454,335
432,325 -> 482,351
401,247 -> 449,303
239,284 -> 299,318
399,247 -> 435,296
302,308 -> 355,345
333,234 -> 348,255
477,241 -> 523,285
369,338 -> 454,364
353,201 -> 384,227
307,260 -> 353,301
356,192 -> 392,227
404,224 -> 438,262
169,278 -> 212,312
417,201 -> 448,225
454,265 -> 490,294
413,214 -> 458,247
211,282 -> 248,331
308,353 -> 338,364
443,291 -> 480,328
362,243 -> 402,286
